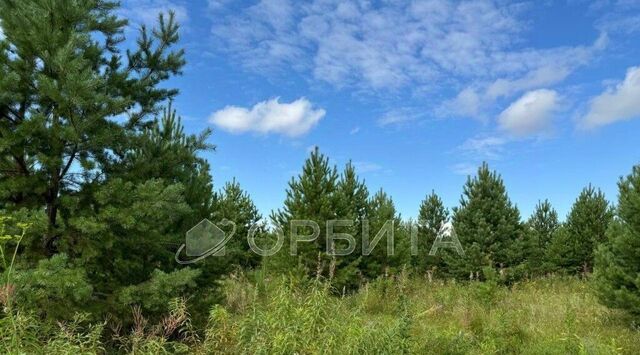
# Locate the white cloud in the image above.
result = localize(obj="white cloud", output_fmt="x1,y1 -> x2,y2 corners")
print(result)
498,89 -> 559,137
209,97 -> 325,137
349,127 -> 360,135
581,66 -> 640,129
595,0 -> 640,35
458,136 -> 507,160
442,33 -> 606,119
211,0 -> 605,99
378,111 -> 412,127
120,0 -> 189,27
444,87 -> 482,118
377,108 -> 425,127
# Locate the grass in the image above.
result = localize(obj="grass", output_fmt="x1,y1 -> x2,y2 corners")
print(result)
1,273 -> 638,354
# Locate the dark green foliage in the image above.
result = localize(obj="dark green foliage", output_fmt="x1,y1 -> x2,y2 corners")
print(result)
210,179 -> 263,270
271,147 -> 339,278
415,191 -> 449,275
114,104 -> 215,233
331,162 -> 369,291
526,199 -> 559,275
361,189 -> 406,279
0,0 -> 227,322
547,185 -> 613,274
10,254 -> 92,321
271,149 -> 406,288
444,163 -> 526,281
0,0 -> 186,256
118,268 -> 201,315
594,165 -> 640,318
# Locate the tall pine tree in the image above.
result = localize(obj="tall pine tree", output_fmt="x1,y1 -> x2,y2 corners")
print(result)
594,164 -> 640,318
332,161 -> 369,290
271,147 -> 339,278
0,0 -> 185,256
526,199 -> 560,275
445,163 -> 525,281
211,179 -> 262,270
0,1 -> 229,321
361,189 -> 405,279
416,191 -> 449,275
547,185 -> 613,274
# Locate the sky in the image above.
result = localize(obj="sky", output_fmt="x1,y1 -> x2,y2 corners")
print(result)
121,0 -> 640,221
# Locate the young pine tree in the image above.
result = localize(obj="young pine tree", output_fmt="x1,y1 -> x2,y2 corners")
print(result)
361,189 -> 405,279
526,199 -> 560,276
594,164 -> 640,318
211,179 -> 263,270
547,185 -> 613,274
331,162 -> 369,290
416,191 -> 449,276
445,163 -> 526,281
271,147 -> 339,278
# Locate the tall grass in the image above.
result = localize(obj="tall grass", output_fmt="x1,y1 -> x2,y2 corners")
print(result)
1,272 -> 639,354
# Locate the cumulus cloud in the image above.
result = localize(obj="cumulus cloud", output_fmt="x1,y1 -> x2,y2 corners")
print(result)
211,0 -> 605,99
209,97 -> 325,137
581,66 -> 640,129
498,89 -> 559,137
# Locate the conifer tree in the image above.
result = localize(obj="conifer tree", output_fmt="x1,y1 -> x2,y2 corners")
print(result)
594,164 -> 640,318
445,163 -> 525,281
0,0 -> 186,255
0,1 -> 226,320
361,189 -> 404,279
416,191 -> 449,275
547,185 -> 613,274
211,179 -> 262,269
526,199 -> 559,275
271,147 -> 339,278
332,162 -> 369,290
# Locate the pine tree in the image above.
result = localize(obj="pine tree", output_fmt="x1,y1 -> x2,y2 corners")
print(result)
61,106 -> 215,317
332,161 -> 369,290
416,191 -> 449,275
271,147 -> 339,278
117,104 -> 215,232
445,163 -> 525,281
547,185 -> 613,274
211,179 -> 262,270
526,199 -> 559,275
594,165 -> 640,318
0,1 -> 227,321
0,0 -> 185,255
361,189 -> 405,279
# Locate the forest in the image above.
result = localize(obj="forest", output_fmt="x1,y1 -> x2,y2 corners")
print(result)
0,1 -> 639,354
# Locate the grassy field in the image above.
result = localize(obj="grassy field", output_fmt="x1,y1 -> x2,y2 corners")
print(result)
1,274 -> 638,354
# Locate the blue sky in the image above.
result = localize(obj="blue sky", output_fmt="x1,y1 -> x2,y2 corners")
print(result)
121,0 -> 640,221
